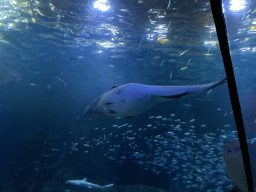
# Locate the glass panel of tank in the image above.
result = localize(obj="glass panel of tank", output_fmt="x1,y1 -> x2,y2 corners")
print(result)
0,0 -> 241,192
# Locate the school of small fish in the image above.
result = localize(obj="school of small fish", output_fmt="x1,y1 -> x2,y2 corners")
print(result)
63,109 -> 239,192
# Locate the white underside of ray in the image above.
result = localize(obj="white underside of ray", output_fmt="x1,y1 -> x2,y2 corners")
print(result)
143,82 -> 218,97
84,78 -> 226,118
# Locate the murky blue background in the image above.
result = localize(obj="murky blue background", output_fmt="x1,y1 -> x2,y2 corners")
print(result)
0,0 -> 255,191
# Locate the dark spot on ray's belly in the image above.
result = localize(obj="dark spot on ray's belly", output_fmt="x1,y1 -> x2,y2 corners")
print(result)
105,102 -> 113,105
108,110 -> 116,114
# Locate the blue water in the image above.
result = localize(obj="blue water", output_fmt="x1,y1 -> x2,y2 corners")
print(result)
0,0 -> 255,191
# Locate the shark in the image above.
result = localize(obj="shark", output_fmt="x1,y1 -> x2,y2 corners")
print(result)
223,139 -> 256,192
66,178 -> 114,189
83,78 -> 227,118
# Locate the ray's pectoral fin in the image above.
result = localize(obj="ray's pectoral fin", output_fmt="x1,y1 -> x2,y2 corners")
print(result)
154,91 -> 190,99
209,77 -> 227,90
84,96 -> 101,116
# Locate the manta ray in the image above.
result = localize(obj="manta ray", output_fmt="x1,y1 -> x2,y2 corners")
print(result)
223,139 -> 256,192
84,78 -> 227,118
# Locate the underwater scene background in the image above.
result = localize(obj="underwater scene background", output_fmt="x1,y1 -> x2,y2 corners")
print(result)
0,0 -> 255,191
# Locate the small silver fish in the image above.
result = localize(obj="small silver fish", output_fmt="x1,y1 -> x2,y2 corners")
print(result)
179,48 -> 191,57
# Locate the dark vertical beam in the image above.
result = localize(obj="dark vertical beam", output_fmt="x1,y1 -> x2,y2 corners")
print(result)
209,0 -> 254,191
